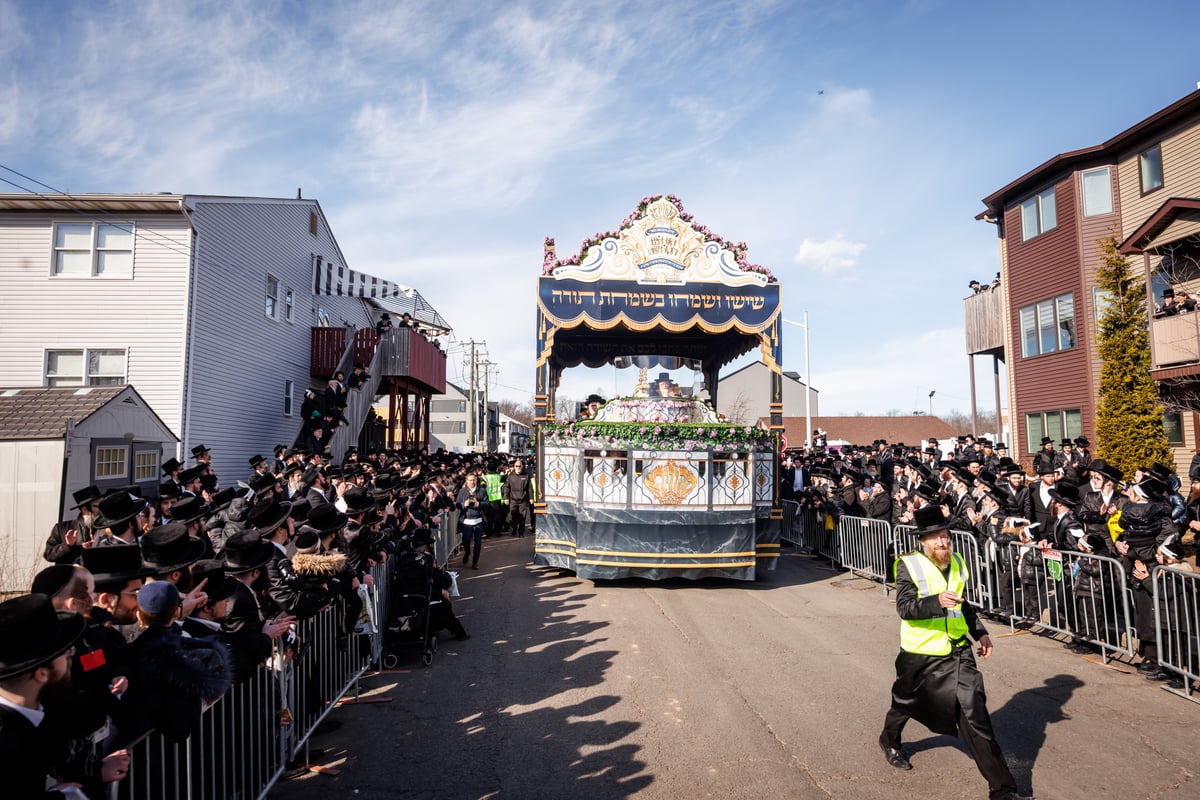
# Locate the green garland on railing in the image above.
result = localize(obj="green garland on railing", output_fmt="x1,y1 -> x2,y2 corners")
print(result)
541,421 -> 773,453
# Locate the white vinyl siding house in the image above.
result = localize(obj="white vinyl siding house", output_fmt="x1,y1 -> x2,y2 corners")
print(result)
181,197 -> 370,477
0,204 -> 192,437
0,194 -> 374,484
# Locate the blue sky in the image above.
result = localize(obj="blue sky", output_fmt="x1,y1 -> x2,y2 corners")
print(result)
3,0 -> 1200,418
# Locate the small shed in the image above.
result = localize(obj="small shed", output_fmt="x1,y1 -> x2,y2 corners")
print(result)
0,385 -> 177,592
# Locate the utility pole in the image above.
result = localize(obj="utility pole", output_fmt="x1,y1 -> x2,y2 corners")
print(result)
467,340 -> 478,447
481,359 -> 495,453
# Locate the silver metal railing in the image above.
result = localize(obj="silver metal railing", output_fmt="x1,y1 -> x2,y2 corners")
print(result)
1000,541 -> 1136,661
1153,565 -> 1200,702
118,558 -> 396,799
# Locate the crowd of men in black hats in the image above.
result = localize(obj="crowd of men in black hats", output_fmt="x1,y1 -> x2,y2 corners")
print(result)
782,433 -> 1197,689
6,438 -> 535,796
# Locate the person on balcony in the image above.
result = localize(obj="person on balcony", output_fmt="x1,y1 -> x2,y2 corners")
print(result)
1155,288 -> 1180,317
375,313 -> 393,335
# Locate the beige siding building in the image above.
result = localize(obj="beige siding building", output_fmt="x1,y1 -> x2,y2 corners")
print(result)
717,361 -> 818,427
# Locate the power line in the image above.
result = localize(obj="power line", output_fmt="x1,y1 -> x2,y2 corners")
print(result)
0,166 -> 198,259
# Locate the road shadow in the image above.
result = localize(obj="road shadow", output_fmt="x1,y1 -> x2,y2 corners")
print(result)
274,536 -> 652,799
989,673 -> 1083,792
589,549 -> 846,592
903,673 -> 1081,797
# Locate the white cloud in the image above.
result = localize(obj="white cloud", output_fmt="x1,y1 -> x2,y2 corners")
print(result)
793,236 -> 866,276
821,87 -> 874,121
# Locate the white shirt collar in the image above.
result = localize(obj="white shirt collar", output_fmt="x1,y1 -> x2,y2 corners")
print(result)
0,694 -> 45,727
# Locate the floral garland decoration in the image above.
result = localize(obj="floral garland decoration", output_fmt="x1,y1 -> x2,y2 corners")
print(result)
542,194 -> 776,282
541,420 -> 774,453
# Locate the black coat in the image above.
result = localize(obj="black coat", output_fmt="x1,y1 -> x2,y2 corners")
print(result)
121,623 -> 232,744
43,516 -> 91,564
0,705 -> 72,799
888,557 -> 992,737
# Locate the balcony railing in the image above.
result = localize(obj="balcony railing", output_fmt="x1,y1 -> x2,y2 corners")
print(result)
376,328 -> 447,393
1151,312 -> 1200,368
310,327 -> 445,392
964,289 -> 1005,356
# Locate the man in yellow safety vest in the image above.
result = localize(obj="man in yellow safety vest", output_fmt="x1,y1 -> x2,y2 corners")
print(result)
879,503 -> 1032,800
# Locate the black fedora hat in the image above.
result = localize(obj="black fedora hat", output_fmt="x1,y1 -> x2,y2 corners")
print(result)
222,530 -> 273,574
210,486 -> 249,513
248,496 -> 293,536
82,544 -> 154,585
157,481 -> 182,500
1049,481 -> 1081,507
288,496 -> 312,524
94,492 -> 147,530
190,559 -> 237,603
0,594 -> 87,680
1039,436 -> 1054,446
161,457 -> 182,475
170,495 -> 208,525
70,485 -> 102,510
341,486 -> 375,515
140,521 -> 206,574
191,444 -> 211,459
306,502 -> 348,535
248,472 -> 277,497
248,454 -> 265,468
1088,459 -> 1123,485
411,527 -> 435,547
177,465 -> 205,485
911,504 -> 953,538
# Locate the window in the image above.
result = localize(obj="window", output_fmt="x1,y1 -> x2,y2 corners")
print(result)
52,222 -> 133,277
459,421 -> 466,433
1020,187 -> 1057,241
45,349 -> 126,386
134,450 -> 158,481
1163,411 -> 1184,446
1081,168 -> 1113,216
284,379 -> 294,416
1140,144 -> 1164,194
459,401 -> 467,413
265,275 -> 280,319
1025,409 -> 1082,453
94,446 -> 129,480
1019,293 -> 1074,356
1093,286 -> 1113,333
284,289 -> 294,322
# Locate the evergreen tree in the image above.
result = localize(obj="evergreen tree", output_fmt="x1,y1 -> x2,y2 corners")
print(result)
1093,235 -> 1172,476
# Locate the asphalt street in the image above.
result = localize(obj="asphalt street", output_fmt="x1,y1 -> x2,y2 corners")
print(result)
271,537 -> 1197,800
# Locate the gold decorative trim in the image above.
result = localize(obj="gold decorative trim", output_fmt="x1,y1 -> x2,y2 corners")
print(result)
576,549 -> 756,558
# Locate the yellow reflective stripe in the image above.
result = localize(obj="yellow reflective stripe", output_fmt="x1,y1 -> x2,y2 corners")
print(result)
902,554 -> 933,596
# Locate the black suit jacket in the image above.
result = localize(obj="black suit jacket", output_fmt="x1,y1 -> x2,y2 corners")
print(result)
0,705 -> 68,799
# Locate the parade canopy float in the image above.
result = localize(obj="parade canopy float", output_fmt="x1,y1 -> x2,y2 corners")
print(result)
534,195 -> 785,581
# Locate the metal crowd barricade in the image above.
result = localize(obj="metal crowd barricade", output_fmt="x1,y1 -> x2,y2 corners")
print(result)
781,499 -> 798,545
121,575 -> 388,799
835,515 -> 893,592
435,509 -> 460,568
1153,565 -> 1200,701
121,660 -> 290,800
1002,541 -> 1136,661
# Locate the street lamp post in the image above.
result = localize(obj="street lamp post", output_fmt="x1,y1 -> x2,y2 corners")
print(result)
928,390 -> 936,417
782,314 -> 812,450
